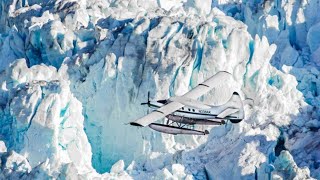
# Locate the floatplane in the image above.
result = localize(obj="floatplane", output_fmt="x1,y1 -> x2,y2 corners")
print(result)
130,71 -> 246,135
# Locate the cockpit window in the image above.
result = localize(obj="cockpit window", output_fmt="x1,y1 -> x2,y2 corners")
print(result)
157,100 -> 167,104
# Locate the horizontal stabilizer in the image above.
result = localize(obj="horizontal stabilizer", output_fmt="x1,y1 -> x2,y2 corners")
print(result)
217,108 -> 239,118
243,98 -> 254,106
169,96 -> 211,109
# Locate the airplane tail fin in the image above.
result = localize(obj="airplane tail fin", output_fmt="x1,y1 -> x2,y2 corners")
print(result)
226,92 -> 245,121
243,98 -> 254,106
229,92 -> 242,104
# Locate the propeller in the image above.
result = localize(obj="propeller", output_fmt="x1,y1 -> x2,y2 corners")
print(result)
141,91 -> 150,106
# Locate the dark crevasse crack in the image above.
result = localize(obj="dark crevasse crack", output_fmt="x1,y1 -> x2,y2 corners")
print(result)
96,16 -> 134,38
254,166 -> 258,180
132,18 -> 161,99
243,40 -> 255,87
169,66 -> 181,97
136,49 -> 147,99
26,93 -> 42,131
189,39 -> 204,88
274,131 -> 286,157
193,40 -> 203,72
164,22 -> 183,56
188,24 -> 208,89
59,102 -> 70,126
114,34 -> 131,73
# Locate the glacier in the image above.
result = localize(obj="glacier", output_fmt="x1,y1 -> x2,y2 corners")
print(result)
0,0 -> 319,179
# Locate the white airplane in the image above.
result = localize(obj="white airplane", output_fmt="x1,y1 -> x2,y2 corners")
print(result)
130,71 -> 245,135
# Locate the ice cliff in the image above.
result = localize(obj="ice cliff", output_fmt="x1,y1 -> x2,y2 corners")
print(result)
0,0 -> 319,179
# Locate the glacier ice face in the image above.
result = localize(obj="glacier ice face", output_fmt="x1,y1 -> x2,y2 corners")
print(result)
272,150 -> 313,180
307,22 -> 320,53
0,0 -> 319,179
0,59 -> 97,177
67,9 -> 252,173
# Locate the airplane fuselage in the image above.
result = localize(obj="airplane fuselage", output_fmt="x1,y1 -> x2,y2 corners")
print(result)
149,100 -> 240,122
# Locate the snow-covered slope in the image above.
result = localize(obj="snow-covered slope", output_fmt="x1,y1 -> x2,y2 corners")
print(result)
0,0 -> 319,179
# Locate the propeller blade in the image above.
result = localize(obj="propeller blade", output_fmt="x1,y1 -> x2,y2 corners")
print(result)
141,92 -> 151,106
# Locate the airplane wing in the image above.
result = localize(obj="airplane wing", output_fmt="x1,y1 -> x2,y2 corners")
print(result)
130,101 -> 184,127
169,96 -> 211,109
182,71 -> 233,99
130,71 -> 234,127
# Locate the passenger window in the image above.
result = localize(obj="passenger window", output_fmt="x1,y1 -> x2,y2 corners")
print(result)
182,107 -> 184,110
188,108 -> 190,111
192,109 -> 195,112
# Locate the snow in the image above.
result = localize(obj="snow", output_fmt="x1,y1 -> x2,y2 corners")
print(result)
0,0 -> 319,179
0,141 -> 7,153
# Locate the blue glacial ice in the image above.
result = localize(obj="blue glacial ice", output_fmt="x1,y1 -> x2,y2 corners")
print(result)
0,0 -> 319,179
